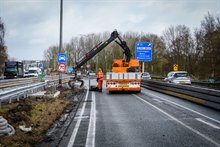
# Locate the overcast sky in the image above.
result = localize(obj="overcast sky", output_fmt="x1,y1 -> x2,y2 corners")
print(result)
0,0 -> 220,61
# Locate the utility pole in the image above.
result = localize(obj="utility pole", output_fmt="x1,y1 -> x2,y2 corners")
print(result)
58,0 -> 63,85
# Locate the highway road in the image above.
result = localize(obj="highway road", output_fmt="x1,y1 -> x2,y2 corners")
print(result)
57,79 -> 220,147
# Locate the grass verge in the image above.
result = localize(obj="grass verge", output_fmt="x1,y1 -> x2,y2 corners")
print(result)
0,88 -> 77,147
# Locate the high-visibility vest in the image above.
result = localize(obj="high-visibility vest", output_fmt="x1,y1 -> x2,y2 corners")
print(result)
97,71 -> 103,79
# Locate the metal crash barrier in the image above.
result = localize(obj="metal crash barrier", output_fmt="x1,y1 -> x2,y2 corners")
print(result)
141,80 -> 220,110
0,77 -> 71,105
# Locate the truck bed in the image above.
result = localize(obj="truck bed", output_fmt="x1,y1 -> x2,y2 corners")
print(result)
106,72 -> 141,92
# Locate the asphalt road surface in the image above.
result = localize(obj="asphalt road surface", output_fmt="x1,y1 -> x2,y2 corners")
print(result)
59,79 -> 220,147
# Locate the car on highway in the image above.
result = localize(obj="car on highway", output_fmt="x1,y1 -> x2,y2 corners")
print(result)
164,71 -> 191,85
86,70 -> 96,76
141,72 -> 151,80
23,71 -> 30,78
28,67 -> 42,77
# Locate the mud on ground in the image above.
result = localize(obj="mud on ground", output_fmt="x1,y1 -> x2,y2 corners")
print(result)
0,87 -> 84,147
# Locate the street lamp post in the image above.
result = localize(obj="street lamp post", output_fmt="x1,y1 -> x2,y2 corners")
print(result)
58,0 -> 63,85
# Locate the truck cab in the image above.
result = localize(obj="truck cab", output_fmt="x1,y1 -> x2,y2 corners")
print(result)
4,61 -> 24,79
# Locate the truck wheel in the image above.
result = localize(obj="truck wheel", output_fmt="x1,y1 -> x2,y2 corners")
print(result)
109,91 -> 113,94
136,90 -> 141,93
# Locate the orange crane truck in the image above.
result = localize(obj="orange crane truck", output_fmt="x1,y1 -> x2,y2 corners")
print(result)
69,30 -> 141,93
106,59 -> 141,93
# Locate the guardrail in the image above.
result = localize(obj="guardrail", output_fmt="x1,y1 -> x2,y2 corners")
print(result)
191,80 -> 220,90
151,75 -> 165,80
150,76 -> 220,90
141,80 -> 220,110
0,77 -> 71,106
0,82 -> 47,105
47,77 -> 70,87
0,77 -> 39,89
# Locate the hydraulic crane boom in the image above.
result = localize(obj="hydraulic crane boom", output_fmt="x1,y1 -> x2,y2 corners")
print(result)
69,30 -> 134,89
73,30 -> 132,70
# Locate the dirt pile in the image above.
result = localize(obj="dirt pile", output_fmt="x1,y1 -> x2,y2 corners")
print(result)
7,100 -> 32,125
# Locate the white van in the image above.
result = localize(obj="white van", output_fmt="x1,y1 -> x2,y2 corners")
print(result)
28,67 -> 42,77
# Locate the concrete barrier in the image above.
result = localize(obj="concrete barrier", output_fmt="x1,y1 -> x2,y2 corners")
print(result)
141,80 -> 220,110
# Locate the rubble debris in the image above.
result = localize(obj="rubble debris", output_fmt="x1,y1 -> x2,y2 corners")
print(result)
19,125 -> 32,132
29,90 -> 60,99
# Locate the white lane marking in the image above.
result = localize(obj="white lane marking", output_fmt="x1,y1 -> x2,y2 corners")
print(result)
74,116 -> 89,119
153,98 -> 163,103
133,94 -> 220,147
86,92 -> 96,147
142,91 -> 220,124
67,87 -> 89,147
196,118 -> 220,129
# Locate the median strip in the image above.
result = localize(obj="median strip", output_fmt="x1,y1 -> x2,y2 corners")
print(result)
164,90 -> 206,104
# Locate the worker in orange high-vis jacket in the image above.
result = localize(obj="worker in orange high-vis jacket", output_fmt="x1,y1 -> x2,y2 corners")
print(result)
97,68 -> 103,92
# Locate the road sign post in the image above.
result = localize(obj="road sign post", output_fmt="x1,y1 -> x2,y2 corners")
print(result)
57,53 -> 67,86
58,0 -> 63,86
67,66 -> 73,73
58,53 -> 67,63
136,42 -> 152,73
173,64 -> 178,71
58,63 -> 66,73
38,63 -> 44,69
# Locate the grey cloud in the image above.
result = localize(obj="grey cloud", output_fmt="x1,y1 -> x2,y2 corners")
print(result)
1,0 -> 219,60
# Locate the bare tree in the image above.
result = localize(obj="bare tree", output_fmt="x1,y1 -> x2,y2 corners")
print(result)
199,13 -> 220,78
0,17 -> 8,75
163,25 -> 194,73
44,45 -> 58,71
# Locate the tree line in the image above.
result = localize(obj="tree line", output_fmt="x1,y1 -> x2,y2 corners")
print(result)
1,13 -> 219,79
39,13 -> 220,79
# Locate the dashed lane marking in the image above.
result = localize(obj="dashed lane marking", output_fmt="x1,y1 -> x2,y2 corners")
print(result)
142,91 -> 220,124
86,92 -> 96,147
196,118 -> 220,129
152,98 -> 163,103
133,94 -> 220,147
67,86 -> 89,147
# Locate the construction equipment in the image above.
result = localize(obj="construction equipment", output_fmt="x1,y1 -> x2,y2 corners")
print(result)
68,30 -> 141,93
106,59 -> 141,93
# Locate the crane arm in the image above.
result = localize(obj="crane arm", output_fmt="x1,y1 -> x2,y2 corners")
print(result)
74,30 -> 119,70
73,30 -> 132,70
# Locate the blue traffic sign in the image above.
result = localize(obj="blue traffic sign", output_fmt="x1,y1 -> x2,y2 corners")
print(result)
135,42 -> 152,61
66,66 -> 73,73
38,63 -> 44,68
58,53 -> 67,63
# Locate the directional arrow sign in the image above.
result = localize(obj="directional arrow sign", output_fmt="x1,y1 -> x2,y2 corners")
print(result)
58,63 -> 66,72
